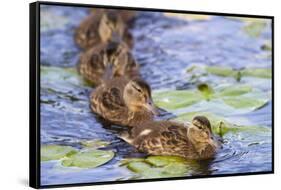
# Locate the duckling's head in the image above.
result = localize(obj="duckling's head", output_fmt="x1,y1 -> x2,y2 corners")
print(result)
104,41 -> 136,73
188,116 -> 218,149
123,79 -> 159,115
104,41 -> 124,65
98,12 -> 124,43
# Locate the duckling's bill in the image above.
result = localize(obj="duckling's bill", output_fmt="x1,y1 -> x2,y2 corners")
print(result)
144,99 -> 160,116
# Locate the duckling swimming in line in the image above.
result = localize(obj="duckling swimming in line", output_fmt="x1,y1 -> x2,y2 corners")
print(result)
78,40 -> 140,86
90,9 -> 137,25
90,77 -> 159,127
75,10 -> 133,50
120,116 -> 219,160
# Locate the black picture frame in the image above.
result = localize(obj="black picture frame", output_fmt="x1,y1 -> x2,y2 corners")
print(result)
29,1 -> 274,189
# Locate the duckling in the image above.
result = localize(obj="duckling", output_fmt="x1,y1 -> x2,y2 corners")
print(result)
90,78 -> 159,127
78,40 -> 140,86
121,116 -> 219,160
91,9 -> 137,24
75,10 -> 133,50
119,10 -> 137,24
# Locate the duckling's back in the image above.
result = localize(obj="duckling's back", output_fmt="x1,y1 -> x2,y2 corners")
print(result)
90,77 -> 130,125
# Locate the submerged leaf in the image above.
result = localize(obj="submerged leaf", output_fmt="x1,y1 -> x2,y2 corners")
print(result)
41,145 -> 78,161
62,149 -> 114,168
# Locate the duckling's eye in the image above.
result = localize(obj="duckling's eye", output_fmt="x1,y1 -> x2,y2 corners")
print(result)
136,88 -> 142,93
132,84 -> 142,93
197,126 -> 203,130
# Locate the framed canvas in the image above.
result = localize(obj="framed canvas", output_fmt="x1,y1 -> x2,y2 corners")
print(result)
29,1 -> 274,188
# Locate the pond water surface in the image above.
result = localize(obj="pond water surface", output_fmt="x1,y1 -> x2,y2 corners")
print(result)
40,5 -> 272,186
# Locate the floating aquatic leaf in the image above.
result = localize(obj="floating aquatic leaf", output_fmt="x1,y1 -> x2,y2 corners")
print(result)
153,83 -> 269,115
41,66 -> 86,86
62,149 -> 114,168
205,66 -> 237,77
223,96 -> 268,110
124,156 -> 197,178
217,85 -> 252,97
204,66 -> 272,79
80,140 -> 110,149
41,145 -> 78,161
243,21 -> 267,38
153,90 -> 202,110
241,68 -> 272,78
40,66 -> 91,104
127,161 -> 151,173
119,158 -> 145,166
145,155 -> 188,167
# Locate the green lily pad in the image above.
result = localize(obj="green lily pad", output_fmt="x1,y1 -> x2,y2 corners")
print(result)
152,90 -> 202,110
204,66 -> 272,79
80,140 -> 110,149
205,66 -> 237,77
153,83 -> 269,115
41,145 -> 78,161
241,68 -> 272,78
124,155 -> 197,178
41,66 -> 87,87
145,155 -> 188,167
62,149 -> 114,168
40,66 -> 92,104
243,21 -> 267,38
119,158 -> 145,166
217,85 -> 252,97
223,96 -> 268,109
